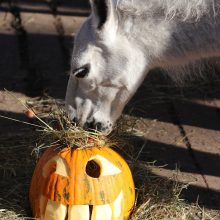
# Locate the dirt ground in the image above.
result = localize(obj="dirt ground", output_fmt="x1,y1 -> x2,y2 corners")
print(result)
0,0 -> 220,219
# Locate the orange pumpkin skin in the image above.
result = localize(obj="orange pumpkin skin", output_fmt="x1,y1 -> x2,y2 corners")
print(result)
29,146 -> 135,220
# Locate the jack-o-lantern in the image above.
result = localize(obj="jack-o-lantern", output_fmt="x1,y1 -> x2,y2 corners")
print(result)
29,146 -> 135,220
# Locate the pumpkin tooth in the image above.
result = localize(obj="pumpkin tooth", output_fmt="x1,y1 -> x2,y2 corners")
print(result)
112,191 -> 123,218
44,200 -> 67,220
68,205 -> 90,220
91,204 -> 112,220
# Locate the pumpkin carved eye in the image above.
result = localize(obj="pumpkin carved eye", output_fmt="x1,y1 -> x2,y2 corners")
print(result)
86,155 -> 122,177
42,156 -> 70,178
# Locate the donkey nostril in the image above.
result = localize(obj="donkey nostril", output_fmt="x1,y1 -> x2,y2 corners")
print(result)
84,122 -> 93,130
84,119 -> 95,131
84,122 -> 89,130
72,117 -> 78,125
95,122 -> 102,131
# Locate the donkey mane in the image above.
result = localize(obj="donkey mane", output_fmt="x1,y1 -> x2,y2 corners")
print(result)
113,0 -> 220,84
116,0 -> 220,21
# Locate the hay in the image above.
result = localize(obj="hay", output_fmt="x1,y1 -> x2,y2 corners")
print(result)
0,131 -> 36,220
130,163 -> 219,220
1,92 -> 116,154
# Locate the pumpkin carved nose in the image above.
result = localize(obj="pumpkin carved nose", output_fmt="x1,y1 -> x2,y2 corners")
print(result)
86,160 -> 101,178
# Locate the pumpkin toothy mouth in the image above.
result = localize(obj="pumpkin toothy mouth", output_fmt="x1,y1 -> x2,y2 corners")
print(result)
40,153 -> 124,219
42,190 -> 123,220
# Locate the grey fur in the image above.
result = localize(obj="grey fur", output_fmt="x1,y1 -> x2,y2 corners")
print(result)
65,0 -> 220,133
117,0 -> 220,61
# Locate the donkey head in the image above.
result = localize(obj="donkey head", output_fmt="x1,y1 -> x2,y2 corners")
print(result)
65,0 -> 147,134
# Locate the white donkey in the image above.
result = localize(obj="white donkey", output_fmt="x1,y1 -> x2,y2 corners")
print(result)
65,0 -> 220,134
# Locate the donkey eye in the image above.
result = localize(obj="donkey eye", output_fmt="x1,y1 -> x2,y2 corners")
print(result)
72,64 -> 90,78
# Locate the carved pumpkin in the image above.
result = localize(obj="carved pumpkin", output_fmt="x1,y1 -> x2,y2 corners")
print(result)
29,146 -> 135,220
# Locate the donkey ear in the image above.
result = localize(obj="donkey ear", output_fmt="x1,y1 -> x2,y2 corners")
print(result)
90,0 -> 117,30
